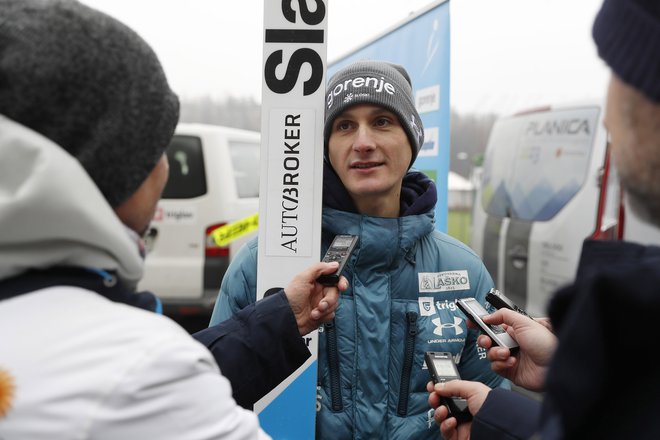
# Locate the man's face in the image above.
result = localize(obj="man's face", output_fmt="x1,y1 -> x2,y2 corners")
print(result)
327,103 -> 412,217
605,74 -> 660,225
114,153 -> 170,237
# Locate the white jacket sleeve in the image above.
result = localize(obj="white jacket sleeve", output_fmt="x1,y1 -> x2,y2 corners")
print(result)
89,332 -> 271,440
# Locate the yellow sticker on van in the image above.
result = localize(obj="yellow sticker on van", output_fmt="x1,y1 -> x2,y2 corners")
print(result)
211,213 -> 259,247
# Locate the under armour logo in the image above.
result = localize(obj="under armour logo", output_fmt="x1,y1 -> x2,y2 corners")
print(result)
431,316 -> 464,336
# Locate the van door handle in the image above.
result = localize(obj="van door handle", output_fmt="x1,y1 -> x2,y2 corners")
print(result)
507,245 -> 527,270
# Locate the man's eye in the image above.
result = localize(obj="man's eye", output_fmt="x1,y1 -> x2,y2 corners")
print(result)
336,121 -> 351,131
375,117 -> 391,127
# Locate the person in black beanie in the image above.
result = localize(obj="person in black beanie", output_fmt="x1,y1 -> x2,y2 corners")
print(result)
428,0 -> 660,439
0,0 -> 346,438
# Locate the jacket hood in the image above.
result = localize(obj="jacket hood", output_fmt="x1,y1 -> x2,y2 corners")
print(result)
322,161 -> 437,216
0,115 -> 143,286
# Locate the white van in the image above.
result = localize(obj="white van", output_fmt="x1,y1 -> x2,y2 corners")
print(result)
138,123 -> 260,316
471,101 -> 660,316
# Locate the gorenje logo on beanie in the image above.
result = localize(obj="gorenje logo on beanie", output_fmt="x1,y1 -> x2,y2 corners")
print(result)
326,75 -> 397,109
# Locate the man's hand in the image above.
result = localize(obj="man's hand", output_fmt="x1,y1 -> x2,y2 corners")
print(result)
284,261 -> 348,335
427,379 -> 490,440
477,308 -> 557,391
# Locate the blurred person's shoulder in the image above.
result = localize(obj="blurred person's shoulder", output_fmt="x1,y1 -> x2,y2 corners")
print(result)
0,285 -> 216,368
0,285 -> 223,437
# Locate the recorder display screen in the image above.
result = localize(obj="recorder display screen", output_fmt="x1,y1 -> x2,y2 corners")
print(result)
333,236 -> 354,248
432,358 -> 457,377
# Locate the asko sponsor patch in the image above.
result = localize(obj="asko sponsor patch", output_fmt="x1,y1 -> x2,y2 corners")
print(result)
418,270 -> 470,293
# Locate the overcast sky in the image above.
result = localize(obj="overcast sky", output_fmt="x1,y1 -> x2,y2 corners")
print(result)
80,0 -> 610,116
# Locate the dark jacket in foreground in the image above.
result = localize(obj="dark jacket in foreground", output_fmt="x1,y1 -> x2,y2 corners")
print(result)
193,291 -> 310,409
471,239 -> 660,439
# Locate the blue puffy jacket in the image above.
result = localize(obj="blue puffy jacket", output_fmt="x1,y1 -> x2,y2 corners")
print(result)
211,168 -> 507,439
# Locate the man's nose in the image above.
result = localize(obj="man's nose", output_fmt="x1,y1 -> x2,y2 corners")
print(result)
353,125 -> 376,152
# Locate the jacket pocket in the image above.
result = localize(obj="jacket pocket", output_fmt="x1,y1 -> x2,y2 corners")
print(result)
325,319 -> 343,411
397,311 -> 418,416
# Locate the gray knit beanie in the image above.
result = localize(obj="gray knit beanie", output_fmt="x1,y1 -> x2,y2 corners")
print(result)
593,0 -> 660,102
0,0 -> 180,207
324,60 -> 424,169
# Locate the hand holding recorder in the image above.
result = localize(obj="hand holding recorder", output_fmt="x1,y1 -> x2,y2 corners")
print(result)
456,297 -> 519,352
477,308 -> 557,392
424,352 -> 472,424
285,261 -> 348,336
317,235 -> 358,286
426,378 -> 490,440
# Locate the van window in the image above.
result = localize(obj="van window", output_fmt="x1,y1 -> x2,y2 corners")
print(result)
229,140 -> 260,198
162,135 -> 207,199
481,107 -> 600,221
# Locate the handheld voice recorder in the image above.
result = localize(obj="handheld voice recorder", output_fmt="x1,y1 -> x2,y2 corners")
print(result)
424,351 -> 472,423
316,234 -> 358,286
456,297 -> 519,352
485,288 -> 534,320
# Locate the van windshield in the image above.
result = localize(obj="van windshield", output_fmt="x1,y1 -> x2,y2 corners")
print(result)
480,107 -> 600,221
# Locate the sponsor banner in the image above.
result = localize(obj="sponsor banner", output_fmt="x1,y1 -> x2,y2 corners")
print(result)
257,0 -> 327,437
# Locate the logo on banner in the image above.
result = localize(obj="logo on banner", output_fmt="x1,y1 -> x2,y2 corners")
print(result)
419,126 -> 438,157
263,1 -> 326,96
416,85 -> 440,113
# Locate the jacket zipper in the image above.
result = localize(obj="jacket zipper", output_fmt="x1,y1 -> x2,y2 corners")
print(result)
325,320 -> 343,411
397,311 -> 418,416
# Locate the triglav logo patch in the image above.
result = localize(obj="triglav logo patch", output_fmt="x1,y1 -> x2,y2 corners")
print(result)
418,270 -> 470,293
418,297 -> 436,316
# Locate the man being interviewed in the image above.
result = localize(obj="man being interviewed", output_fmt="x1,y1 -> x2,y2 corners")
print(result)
211,60 -> 507,439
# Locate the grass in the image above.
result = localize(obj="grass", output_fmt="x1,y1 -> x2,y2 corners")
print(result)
447,209 -> 472,246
